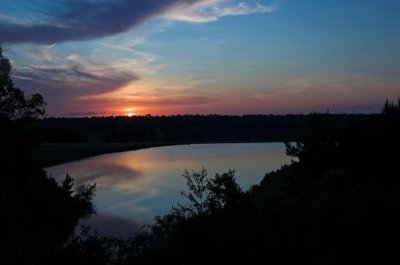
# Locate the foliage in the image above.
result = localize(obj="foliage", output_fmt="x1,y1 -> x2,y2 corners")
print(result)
382,98 -> 400,115
0,48 -> 95,264
59,226 -> 123,265
179,168 -> 241,216
0,47 -> 45,120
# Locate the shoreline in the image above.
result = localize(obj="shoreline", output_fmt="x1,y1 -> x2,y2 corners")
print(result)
37,141 -> 190,167
37,140 -> 289,167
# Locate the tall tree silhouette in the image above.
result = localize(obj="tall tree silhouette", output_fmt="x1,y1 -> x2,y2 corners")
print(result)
0,47 -> 45,120
0,47 -> 95,265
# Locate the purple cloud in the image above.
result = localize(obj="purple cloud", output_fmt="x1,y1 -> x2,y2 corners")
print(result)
0,0 -> 206,44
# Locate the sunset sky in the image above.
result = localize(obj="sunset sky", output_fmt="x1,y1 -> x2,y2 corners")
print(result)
1,0 -> 399,117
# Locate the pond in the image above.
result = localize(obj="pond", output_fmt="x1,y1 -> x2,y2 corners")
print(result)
46,143 -> 293,237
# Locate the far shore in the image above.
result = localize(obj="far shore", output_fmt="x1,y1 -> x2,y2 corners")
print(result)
36,140 -> 289,167
37,141 -> 190,167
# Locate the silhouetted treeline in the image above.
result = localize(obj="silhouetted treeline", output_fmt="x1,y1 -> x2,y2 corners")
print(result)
41,114 -> 381,143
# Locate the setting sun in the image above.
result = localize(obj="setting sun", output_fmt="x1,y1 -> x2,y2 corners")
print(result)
126,112 -> 135,117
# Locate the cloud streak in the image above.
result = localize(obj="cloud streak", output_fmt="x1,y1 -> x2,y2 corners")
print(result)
165,1 -> 277,23
0,1 -> 277,44
14,53 -> 139,95
11,47 -> 152,116
0,0 -> 207,44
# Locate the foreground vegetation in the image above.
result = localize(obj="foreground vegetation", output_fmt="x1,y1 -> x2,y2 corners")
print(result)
62,101 -> 398,265
1,47 -> 95,264
2,47 -> 399,264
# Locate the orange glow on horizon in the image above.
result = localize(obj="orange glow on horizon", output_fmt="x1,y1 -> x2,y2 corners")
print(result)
124,108 -> 136,117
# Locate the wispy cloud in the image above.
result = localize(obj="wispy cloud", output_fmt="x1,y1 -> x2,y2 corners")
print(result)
0,1 -> 277,44
165,1 -> 278,23
247,73 -> 400,113
3,0 -> 282,116
11,46 -> 153,116
0,0 -> 208,44
75,77 -> 221,115
15,53 -> 139,91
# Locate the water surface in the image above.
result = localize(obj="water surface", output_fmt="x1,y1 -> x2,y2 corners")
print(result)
47,143 -> 292,236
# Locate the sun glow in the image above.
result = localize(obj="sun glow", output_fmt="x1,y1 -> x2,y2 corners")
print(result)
124,108 -> 136,117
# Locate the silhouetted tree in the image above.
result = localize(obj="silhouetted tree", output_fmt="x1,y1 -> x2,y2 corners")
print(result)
178,168 -> 241,216
0,47 -> 45,120
382,98 -> 400,115
0,47 -> 95,264
59,226 -> 122,265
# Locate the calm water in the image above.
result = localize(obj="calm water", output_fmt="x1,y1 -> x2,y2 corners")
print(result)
46,143 -> 292,237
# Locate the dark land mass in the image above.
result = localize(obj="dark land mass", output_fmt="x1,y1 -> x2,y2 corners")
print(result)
38,114 -> 380,166
36,141 -> 189,167
41,114 -> 308,143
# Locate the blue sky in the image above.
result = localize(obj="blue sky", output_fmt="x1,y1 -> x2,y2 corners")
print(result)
1,0 -> 399,116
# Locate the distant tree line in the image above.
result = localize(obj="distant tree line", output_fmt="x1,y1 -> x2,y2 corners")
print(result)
41,114 -> 381,143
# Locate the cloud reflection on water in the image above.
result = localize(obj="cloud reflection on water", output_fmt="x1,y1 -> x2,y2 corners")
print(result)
73,163 -> 142,189
47,143 -> 293,235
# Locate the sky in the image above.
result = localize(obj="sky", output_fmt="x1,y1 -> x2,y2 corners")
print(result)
0,0 -> 399,117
